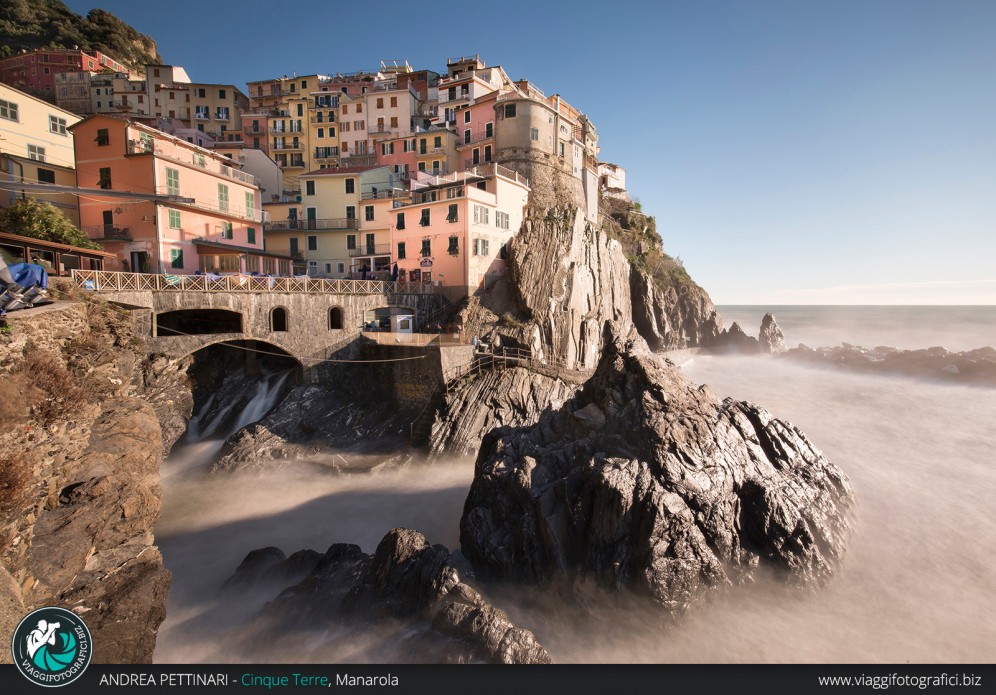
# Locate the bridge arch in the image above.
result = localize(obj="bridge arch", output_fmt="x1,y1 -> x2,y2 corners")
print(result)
156,307 -> 243,336
172,337 -> 304,369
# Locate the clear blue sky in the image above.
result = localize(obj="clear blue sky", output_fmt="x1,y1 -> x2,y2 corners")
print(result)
63,0 -> 996,304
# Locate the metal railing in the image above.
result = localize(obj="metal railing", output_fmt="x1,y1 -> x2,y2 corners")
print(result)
127,141 -> 259,187
443,346 -> 594,384
457,131 -> 494,147
72,269 -> 438,295
314,147 -> 340,158
156,187 -> 268,223
348,243 -> 391,257
263,218 -> 359,231
360,190 -> 405,200
81,224 -> 131,240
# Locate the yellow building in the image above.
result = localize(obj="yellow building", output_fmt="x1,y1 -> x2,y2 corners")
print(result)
263,165 -> 405,278
308,89 -> 340,170
0,83 -> 81,225
413,128 -> 460,176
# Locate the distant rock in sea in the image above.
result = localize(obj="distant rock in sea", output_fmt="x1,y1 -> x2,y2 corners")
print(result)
782,344 -> 996,386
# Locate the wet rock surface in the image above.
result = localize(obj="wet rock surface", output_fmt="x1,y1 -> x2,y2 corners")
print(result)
460,332 -> 854,615
229,528 -> 550,664
782,343 -> 996,386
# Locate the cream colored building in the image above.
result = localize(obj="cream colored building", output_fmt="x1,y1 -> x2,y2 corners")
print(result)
263,165 -> 405,278
0,83 -> 81,225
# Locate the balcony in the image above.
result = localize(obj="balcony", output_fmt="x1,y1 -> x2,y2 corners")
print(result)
368,124 -> 396,135
155,187 -> 267,223
360,189 -> 406,200
286,158 -> 306,168
126,140 -> 259,186
463,156 -> 493,169
272,140 -> 304,151
348,243 -> 391,257
456,131 -> 493,148
263,218 -> 359,232
340,154 -> 377,167
82,224 -> 131,241
314,147 -> 340,159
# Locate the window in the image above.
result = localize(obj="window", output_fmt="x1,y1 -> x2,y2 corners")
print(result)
397,241 -> 406,259
434,135 -> 442,149
464,129 -> 471,145
168,209 -> 181,229
421,239 -> 431,257
419,209 -> 430,226
356,103 -> 362,113
49,115 -> 67,135
170,248 -> 183,268
485,122 -> 493,138
194,106 -> 209,119
473,205 -> 489,224
219,88 -> 227,99
221,222 -> 233,239
447,236 -> 459,255
345,205 -> 356,220
365,233 -> 375,253
297,104 -> 303,117
474,238 -> 490,256
218,184 -> 229,212
447,204 -> 458,223
301,80 -> 307,89
198,88 -> 206,98
560,142 -> 566,157
166,167 -> 179,196
345,178 -> 355,194
376,98 -> 384,108
307,235 -> 317,251
253,137 -> 260,149
530,127 -> 539,141
318,127 -> 324,138
0,99 -> 18,121
27,145 -> 45,162
484,145 -> 492,162
36,168 -> 55,184
290,238 -> 299,255
270,307 -> 288,332
306,180 -> 315,196
496,211 -> 511,230
98,167 -> 111,189
346,234 -> 356,250
342,104 -> 348,114
365,205 -> 374,221
216,106 -> 229,120
245,191 -> 255,213
329,307 -> 343,330
396,212 -> 405,230
247,227 -> 256,244
464,110 -> 471,123
504,103 -> 516,118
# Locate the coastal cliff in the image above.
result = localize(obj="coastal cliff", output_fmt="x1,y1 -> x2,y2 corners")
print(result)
0,294 -> 190,662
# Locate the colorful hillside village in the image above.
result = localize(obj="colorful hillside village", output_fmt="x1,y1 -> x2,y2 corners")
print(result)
0,52 -> 631,304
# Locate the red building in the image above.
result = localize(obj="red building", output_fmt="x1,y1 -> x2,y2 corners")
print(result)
0,48 -> 128,97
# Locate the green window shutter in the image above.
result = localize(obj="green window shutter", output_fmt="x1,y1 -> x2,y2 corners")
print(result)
247,227 -> 256,244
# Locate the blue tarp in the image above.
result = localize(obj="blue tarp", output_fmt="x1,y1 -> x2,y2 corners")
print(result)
7,263 -> 49,290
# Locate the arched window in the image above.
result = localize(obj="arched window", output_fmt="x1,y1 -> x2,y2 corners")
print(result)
271,307 -> 288,332
329,306 -> 344,330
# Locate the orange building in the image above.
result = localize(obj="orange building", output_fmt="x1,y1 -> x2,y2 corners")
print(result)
71,114 -> 292,275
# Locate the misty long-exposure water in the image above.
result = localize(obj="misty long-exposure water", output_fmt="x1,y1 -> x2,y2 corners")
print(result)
155,308 -> 996,663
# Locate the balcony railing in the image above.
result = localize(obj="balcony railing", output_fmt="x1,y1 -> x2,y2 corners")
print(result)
340,154 -> 377,166
263,218 -> 359,231
272,140 -> 303,150
457,131 -> 494,147
360,189 -> 406,200
82,224 -> 131,240
127,140 -> 259,187
463,156 -> 493,169
348,243 -> 391,257
368,124 -> 396,135
156,187 -> 267,223
314,147 -> 340,158
72,269 -> 437,296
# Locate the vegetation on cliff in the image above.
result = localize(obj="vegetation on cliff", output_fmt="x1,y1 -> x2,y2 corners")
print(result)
0,0 -> 161,72
0,198 -> 100,250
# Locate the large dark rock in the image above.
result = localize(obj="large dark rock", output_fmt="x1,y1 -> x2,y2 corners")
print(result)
229,529 -> 551,664
460,332 -> 854,615
759,313 -> 787,354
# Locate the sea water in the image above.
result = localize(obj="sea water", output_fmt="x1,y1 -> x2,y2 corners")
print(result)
154,306 -> 996,663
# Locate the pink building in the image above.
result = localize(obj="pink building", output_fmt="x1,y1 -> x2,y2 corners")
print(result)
0,48 -> 127,97
391,164 -> 529,302
72,114 -> 292,275
376,133 -> 419,180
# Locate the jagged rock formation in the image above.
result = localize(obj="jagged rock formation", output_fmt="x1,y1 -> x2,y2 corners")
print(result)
782,343 -> 996,386
630,265 -> 723,350
460,331 -> 854,614
429,368 -> 579,459
0,294 -> 182,662
759,313 -> 787,354
229,528 -> 551,664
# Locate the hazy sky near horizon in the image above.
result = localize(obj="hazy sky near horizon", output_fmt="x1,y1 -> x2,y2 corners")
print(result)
62,0 -> 996,304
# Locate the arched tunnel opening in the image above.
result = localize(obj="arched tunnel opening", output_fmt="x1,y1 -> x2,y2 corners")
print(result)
156,308 -> 243,337
177,340 -> 303,454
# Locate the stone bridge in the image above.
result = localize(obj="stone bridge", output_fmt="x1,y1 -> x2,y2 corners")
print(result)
71,270 -> 444,366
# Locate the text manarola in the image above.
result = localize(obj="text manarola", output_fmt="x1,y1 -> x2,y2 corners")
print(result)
99,673 -> 229,686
